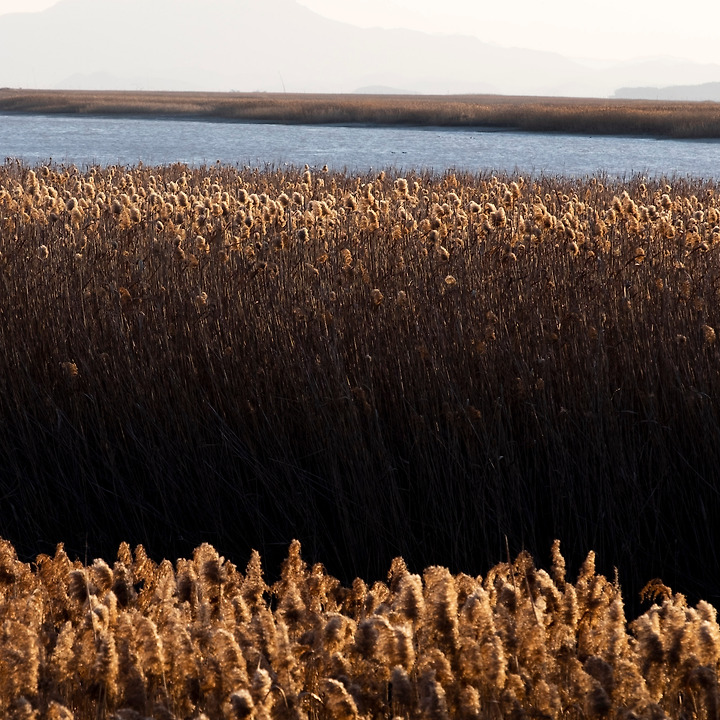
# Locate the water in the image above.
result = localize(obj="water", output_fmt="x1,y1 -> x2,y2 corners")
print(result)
2,112 -> 720,178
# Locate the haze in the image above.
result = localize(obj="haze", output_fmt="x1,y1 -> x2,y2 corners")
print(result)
297,0 -> 720,66
0,0 -> 718,97
1,0 -> 717,65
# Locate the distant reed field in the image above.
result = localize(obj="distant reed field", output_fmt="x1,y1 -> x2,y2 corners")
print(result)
0,538 -> 717,720
1,89 -> 720,137
2,161 -> 720,612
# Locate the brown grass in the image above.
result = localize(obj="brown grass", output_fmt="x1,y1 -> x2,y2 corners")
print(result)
0,537 -> 717,720
1,88 -> 720,137
3,161 -> 720,615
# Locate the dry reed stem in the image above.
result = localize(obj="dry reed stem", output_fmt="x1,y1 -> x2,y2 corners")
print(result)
0,538 -> 717,720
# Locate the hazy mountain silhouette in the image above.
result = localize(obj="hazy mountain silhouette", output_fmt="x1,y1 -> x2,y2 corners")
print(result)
1,0 -> 718,97
614,81 -> 720,101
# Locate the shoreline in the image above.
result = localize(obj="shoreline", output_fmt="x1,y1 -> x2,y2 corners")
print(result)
2,87 -> 720,138
0,106 -> 674,141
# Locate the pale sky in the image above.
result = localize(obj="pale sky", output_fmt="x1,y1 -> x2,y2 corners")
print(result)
0,0 -> 718,65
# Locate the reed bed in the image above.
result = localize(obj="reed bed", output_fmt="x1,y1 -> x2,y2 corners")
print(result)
2,161 -> 720,611
1,89 -> 720,137
0,537 -> 717,720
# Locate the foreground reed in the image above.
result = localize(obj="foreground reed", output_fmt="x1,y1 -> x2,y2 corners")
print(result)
2,538 -> 719,720
2,161 -> 720,610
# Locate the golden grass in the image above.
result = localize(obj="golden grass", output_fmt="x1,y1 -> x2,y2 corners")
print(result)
3,161 -> 720,615
1,88 -> 720,137
0,537 -> 717,720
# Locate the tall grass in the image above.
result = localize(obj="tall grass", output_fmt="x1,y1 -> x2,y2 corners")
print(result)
2,161 -> 720,612
1,89 -> 720,137
0,538 -> 717,720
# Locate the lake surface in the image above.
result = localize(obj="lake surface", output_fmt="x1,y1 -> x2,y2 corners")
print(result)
2,112 -> 720,178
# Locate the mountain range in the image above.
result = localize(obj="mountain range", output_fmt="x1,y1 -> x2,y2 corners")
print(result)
1,0 -> 719,98
614,81 -> 720,101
